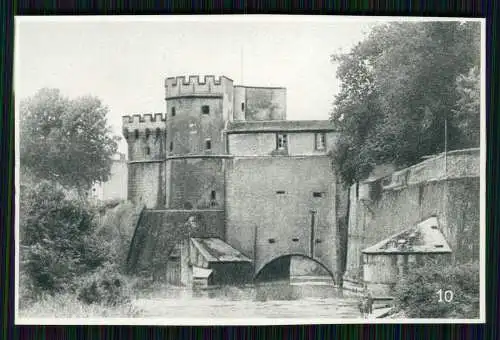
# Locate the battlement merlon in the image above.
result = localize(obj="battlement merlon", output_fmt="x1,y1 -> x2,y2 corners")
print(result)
164,75 -> 234,99
122,113 -> 167,134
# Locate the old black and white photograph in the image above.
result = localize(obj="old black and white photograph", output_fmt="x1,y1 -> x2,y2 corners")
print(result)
14,15 -> 485,324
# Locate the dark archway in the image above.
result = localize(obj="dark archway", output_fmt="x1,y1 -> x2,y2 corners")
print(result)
253,254 -> 336,285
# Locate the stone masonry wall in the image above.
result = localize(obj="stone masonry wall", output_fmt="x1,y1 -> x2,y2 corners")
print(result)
166,97 -> 225,155
232,86 -> 286,122
127,162 -> 164,209
166,158 -> 227,210
225,156 -> 337,276
345,149 -> 480,279
244,87 -> 286,121
228,132 -> 339,157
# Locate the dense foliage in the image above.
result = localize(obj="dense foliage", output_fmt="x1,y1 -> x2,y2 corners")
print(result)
20,88 -> 119,192
393,260 -> 480,318
20,181 -> 108,293
331,21 -> 481,185
20,175 -> 132,307
19,89 -> 129,308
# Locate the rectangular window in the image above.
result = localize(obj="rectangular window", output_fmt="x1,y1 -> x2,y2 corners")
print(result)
210,190 -> 217,207
169,141 -> 173,152
313,192 -> 323,198
145,147 -> 150,155
315,132 -> 326,150
201,105 -> 210,114
276,190 -> 286,195
241,102 -> 245,111
171,107 -> 176,117
205,139 -> 212,150
276,133 -> 288,150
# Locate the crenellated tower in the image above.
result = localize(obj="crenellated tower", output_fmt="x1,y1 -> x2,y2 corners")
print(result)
163,75 -> 234,210
122,113 -> 167,208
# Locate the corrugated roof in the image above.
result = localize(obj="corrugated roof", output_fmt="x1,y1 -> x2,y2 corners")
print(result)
362,217 -> 452,255
226,120 -> 337,133
191,237 -> 253,263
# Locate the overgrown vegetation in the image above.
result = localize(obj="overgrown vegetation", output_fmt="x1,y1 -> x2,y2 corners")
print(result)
331,21 -> 481,185
18,89 -> 134,316
393,260 -> 480,318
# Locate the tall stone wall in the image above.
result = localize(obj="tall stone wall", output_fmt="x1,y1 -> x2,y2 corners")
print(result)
345,149 -> 481,280
127,162 -> 165,209
165,157 -> 227,210
225,156 -> 338,276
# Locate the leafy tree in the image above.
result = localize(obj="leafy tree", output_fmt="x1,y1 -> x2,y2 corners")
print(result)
20,88 -> 119,192
451,66 -> 481,147
331,21 -> 481,185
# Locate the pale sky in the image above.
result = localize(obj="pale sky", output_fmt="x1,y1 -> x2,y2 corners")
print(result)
15,16 -> 381,153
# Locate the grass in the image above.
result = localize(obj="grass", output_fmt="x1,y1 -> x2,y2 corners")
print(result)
18,293 -> 144,319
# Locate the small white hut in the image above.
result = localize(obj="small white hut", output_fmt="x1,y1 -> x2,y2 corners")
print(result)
361,217 -> 452,296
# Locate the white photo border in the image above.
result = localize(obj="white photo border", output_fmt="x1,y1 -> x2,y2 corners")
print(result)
13,14 -> 487,325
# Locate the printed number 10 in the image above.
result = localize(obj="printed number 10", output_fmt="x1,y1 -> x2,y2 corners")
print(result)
437,289 -> 454,302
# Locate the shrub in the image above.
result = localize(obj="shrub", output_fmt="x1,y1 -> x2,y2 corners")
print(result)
77,262 -> 131,306
393,260 -> 480,318
20,181 -> 111,295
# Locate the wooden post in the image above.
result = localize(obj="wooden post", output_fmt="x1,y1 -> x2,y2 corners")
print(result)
310,210 -> 317,258
253,224 -> 258,263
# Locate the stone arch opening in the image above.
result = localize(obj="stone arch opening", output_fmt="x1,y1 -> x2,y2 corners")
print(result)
254,254 -> 336,284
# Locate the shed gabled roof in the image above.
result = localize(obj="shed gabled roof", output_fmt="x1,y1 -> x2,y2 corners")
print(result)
362,217 -> 452,255
191,237 -> 252,263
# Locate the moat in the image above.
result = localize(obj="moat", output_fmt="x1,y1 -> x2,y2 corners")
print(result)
132,277 -> 363,319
